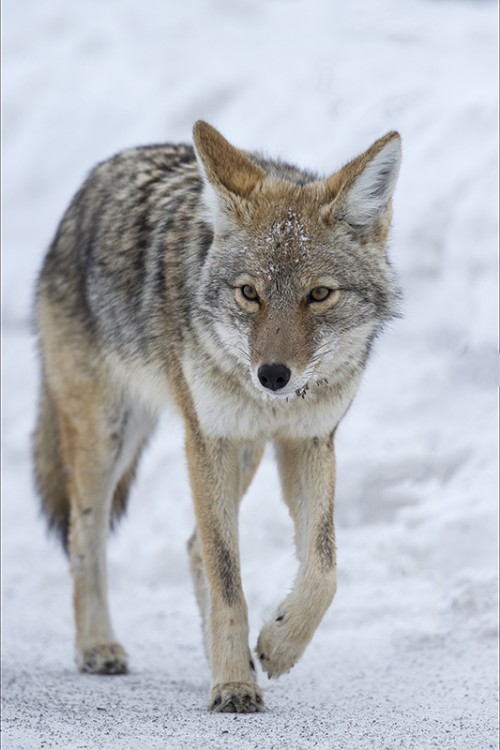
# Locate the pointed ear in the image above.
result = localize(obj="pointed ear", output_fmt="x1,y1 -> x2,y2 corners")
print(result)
193,121 -> 266,201
326,132 -> 401,230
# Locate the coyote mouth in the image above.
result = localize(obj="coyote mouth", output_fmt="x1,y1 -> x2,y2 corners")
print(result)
252,377 -> 310,402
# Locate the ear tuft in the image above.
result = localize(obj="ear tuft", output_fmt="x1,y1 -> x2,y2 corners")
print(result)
328,132 -> 402,229
193,121 -> 266,200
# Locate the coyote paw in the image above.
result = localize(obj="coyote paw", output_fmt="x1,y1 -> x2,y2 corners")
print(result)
256,619 -> 304,679
78,643 -> 128,675
210,682 -> 264,713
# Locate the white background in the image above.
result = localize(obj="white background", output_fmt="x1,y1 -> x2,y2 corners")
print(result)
2,1 -> 498,748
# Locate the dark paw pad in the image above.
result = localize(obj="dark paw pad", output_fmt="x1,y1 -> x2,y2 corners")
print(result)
210,682 -> 264,713
79,643 -> 128,675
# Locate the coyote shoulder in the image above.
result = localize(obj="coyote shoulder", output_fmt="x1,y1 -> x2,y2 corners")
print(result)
34,121 -> 401,712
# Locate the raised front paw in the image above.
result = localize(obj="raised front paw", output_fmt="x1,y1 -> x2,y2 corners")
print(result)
77,642 -> 128,675
210,682 -> 264,713
256,618 -> 305,679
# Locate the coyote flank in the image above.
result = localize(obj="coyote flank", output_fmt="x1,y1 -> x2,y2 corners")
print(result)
34,121 -> 401,712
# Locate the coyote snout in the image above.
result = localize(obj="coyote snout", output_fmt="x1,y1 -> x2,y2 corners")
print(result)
34,120 -> 401,713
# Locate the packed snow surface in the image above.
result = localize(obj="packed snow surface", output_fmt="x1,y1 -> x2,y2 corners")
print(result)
2,0 -> 498,748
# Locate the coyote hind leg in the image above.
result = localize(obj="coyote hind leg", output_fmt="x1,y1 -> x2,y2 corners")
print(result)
50,378 -> 153,675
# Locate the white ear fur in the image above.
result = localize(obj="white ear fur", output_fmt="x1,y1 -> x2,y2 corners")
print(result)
194,150 -> 218,210
194,154 -> 233,228
343,137 -> 401,227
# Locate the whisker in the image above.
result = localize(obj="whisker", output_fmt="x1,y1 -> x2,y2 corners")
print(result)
310,348 -> 339,364
313,339 -> 340,354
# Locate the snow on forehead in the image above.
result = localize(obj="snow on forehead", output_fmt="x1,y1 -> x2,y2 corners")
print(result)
264,208 -> 310,250
255,208 -> 312,279
263,208 -> 310,261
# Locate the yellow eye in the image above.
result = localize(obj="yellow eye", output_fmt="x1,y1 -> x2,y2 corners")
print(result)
241,284 -> 259,302
308,286 -> 333,303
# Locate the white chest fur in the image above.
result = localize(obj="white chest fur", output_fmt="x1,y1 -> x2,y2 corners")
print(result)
182,353 -> 359,441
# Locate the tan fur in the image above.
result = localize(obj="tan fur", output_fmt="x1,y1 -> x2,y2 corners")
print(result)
34,122 -> 401,712
35,297 -> 152,673
193,120 -> 266,198
257,434 -> 337,677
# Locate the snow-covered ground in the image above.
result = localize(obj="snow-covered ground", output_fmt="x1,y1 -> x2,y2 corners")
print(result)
2,1 -> 498,748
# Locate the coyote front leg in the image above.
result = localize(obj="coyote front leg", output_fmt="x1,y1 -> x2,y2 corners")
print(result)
185,427 -> 264,713
188,441 -> 264,658
257,433 -> 337,678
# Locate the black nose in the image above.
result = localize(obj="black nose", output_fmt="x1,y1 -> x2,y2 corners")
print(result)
257,363 -> 291,391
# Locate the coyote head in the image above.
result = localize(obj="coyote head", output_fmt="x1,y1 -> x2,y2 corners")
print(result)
193,121 -> 401,400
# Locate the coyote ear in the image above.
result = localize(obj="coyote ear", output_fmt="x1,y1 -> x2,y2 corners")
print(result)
327,132 -> 401,230
193,121 -> 266,204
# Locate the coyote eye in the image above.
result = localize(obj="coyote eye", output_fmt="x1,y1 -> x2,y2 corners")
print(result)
308,286 -> 334,303
240,284 -> 259,302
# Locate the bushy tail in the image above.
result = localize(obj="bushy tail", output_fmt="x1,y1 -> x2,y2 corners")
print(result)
33,383 -> 136,553
33,383 -> 71,551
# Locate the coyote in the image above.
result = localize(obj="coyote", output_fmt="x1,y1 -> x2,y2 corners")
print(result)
33,121 -> 401,712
